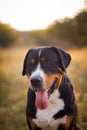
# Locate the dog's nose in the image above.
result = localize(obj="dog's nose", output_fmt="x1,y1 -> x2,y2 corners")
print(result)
30,76 -> 43,88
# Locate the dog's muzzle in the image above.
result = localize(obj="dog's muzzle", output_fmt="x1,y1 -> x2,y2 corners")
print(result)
30,76 -> 43,90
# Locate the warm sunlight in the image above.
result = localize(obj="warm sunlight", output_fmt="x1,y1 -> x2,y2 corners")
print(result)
0,0 -> 84,31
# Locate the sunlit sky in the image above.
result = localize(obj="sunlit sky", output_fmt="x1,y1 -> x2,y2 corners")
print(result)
0,0 -> 85,31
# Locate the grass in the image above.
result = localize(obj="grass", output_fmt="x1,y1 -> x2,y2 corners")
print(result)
0,47 -> 29,130
0,46 -> 87,130
67,48 -> 87,130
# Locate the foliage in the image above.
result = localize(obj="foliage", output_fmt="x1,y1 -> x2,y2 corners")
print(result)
75,11 -> 87,45
46,11 -> 87,46
0,23 -> 18,47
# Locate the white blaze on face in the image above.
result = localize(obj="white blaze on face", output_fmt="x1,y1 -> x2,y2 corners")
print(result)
29,63 -> 46,89
29,49 -> 46,89
29,63 -> 49,110
29,50 -> 49,110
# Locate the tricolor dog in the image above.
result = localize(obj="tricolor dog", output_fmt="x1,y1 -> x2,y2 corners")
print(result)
22,46 -> 80,130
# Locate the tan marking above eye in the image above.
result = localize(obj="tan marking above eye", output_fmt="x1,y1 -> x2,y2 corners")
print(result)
31,59 -> 35,64
40,57 -> 46,62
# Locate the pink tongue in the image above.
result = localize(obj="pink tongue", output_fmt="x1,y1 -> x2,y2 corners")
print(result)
35,90 -> 48,110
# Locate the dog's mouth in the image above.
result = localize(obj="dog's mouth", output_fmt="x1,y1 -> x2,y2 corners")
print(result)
35,78 -> 58,110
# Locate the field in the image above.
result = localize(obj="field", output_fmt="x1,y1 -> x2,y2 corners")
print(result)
0,46 -> 87,130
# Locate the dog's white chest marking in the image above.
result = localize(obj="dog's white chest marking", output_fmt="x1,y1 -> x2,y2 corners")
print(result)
33,90 -> 67,130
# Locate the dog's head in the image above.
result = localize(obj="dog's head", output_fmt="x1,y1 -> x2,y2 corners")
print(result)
22,46 -> 71,109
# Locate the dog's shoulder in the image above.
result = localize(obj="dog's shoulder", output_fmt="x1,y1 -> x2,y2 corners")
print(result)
59,74 -> 74,96
59,74 -> 77,115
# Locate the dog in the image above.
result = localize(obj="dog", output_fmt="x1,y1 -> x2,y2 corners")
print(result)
22,46 -> 80,130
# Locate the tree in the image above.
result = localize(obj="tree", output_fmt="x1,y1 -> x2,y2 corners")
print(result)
0,22 -> 18,47
74,11 -> 87,45
46,10 -> 87,46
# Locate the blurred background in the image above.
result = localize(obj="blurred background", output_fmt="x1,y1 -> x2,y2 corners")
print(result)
0,0 -> 87,130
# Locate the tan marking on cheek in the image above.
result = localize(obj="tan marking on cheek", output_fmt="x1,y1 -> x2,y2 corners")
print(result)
45,74 -> 62,89
56,74 -> 63,89
28,117 -> 37,130
45,75 -> 55,89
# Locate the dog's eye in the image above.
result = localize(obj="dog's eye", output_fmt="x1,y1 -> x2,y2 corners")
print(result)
44,61 -> 51,67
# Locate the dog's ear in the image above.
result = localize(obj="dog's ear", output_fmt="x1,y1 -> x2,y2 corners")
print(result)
22,49 -> 32,76
52,46 -> 71,72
